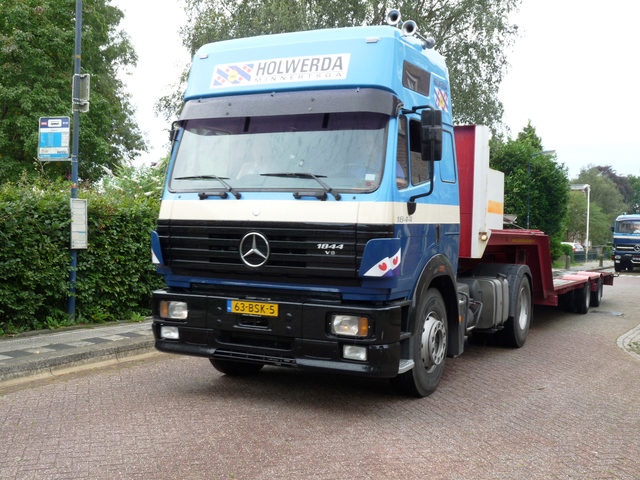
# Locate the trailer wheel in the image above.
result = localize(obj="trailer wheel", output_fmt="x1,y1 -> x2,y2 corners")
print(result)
498,276 -> 531,348
390,288 -> 447,397
209,358 -> 264,376
590,278 -> 603,307
574,282 -> 590,315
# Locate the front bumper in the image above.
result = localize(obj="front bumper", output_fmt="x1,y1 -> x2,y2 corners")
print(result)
613,252 -> 640,267
152,289 -> 407,378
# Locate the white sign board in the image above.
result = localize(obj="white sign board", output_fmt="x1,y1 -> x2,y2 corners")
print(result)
210,54 -> 351,88
71,198 -> 88,249
38,116 -> 70,160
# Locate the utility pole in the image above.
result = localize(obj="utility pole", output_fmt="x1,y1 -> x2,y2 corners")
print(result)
68,0 -> 87,320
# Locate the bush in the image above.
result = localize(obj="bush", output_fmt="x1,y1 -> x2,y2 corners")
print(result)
0,167 -> 164,335
559,242 -> 574,260
549,236 -> 567,261
0,178 -> 71,332
74,188 -> 163,324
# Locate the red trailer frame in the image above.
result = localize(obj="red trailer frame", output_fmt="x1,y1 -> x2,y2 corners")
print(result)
459,229 -> 614,307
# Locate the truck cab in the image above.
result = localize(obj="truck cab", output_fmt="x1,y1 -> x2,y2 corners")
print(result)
151,13 -> 531,397
612,214 -> 640,272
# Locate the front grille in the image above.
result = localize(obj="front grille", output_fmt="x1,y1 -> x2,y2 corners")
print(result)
616,244 -> 640,252
157,220 -> 393,286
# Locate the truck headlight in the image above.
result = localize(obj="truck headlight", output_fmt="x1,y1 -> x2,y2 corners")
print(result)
160,326 -> 180,340
343,345 -> 368,361
159,301 -> 188,320
330,315 -> 370,337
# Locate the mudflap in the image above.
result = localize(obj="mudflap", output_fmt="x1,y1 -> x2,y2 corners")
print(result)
448,304 -> 465,357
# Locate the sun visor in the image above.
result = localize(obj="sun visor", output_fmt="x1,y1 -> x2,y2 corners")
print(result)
179,89 -> 400,120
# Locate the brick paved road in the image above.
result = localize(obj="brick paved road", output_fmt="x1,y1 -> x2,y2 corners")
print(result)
1,275 -> 639,479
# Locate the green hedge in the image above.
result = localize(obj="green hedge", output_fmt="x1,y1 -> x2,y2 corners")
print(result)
559,242 -> 574,260
0,176 -> 163,335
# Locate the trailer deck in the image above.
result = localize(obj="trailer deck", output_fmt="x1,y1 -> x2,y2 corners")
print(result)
459,229 -> 614,310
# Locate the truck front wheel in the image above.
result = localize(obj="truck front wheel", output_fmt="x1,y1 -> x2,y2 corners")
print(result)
391,288 -> 447,397
498,276 -> 531,348
209,358 -> 264,376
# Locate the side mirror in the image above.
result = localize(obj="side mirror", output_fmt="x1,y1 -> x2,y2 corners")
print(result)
420,109 -> 443,161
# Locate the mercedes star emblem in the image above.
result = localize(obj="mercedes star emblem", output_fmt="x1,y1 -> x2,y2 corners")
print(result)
239,232 -> 270,268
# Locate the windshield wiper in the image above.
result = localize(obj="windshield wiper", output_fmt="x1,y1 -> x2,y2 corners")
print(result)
174,175 -> 241,199
260,172 -> 341,201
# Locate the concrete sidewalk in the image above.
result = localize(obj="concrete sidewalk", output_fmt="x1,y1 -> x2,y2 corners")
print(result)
0,320 -> 155,385
1,258 -> 637,386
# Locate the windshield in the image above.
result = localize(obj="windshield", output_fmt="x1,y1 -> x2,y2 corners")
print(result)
169,112 -> 388,193
616,220 -> 640,234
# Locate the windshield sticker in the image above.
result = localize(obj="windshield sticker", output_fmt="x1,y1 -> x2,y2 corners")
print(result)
210,54 -> 350,88
433,77 -> 449,112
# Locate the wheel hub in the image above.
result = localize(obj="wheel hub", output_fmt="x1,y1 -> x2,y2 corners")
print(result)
517,288 -> 530,330
420,314 -> 446,370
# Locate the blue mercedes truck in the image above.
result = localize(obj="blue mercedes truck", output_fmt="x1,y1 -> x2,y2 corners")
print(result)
150,11 -> 612,396
611,214 -> 640,272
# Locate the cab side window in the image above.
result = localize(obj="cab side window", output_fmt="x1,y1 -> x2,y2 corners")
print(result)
409,119 -> 428,185
440,130 -> 456,183
396,117 -> 409,189
396,116 -> 430,190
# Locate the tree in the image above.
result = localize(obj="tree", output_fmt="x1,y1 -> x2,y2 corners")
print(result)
594,165 -> 634,206
490,124 -> 569,244
573,166 -> 628,229
628,175 -> 640,214
158,0 -> 521,128
565,191 -> 610,246
516,121 -> 543,150
0,0 -> 146,184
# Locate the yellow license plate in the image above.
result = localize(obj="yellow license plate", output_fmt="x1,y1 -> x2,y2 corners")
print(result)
227,300 -> 279,317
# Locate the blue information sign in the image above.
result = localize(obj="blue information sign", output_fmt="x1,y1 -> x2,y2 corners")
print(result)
38,117 -> 71,160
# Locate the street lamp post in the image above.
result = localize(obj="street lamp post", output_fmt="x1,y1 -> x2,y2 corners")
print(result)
570,184 -> 591,256
527,150 -> 556,230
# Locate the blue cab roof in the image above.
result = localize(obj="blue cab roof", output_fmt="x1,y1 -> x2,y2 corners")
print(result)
185,25 -> 451,121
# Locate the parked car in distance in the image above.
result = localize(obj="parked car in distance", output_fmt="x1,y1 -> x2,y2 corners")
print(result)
561,242 -> 584,252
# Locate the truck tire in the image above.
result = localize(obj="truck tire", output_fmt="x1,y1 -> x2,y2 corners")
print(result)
209,358 -> 264,376
498,276 -> 531,348
390,288 -> 447,397
614,263 -> 622,272
574,282 -> 590,315
590,278 -> 603,307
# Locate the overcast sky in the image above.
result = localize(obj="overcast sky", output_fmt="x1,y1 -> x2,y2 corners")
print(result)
112,0 -> 189,166
114,0 -> 640,179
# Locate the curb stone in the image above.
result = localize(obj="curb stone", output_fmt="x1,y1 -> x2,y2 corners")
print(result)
617,323 -> 640,361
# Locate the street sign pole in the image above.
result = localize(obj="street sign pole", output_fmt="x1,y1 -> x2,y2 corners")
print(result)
67,0 -> 83,321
